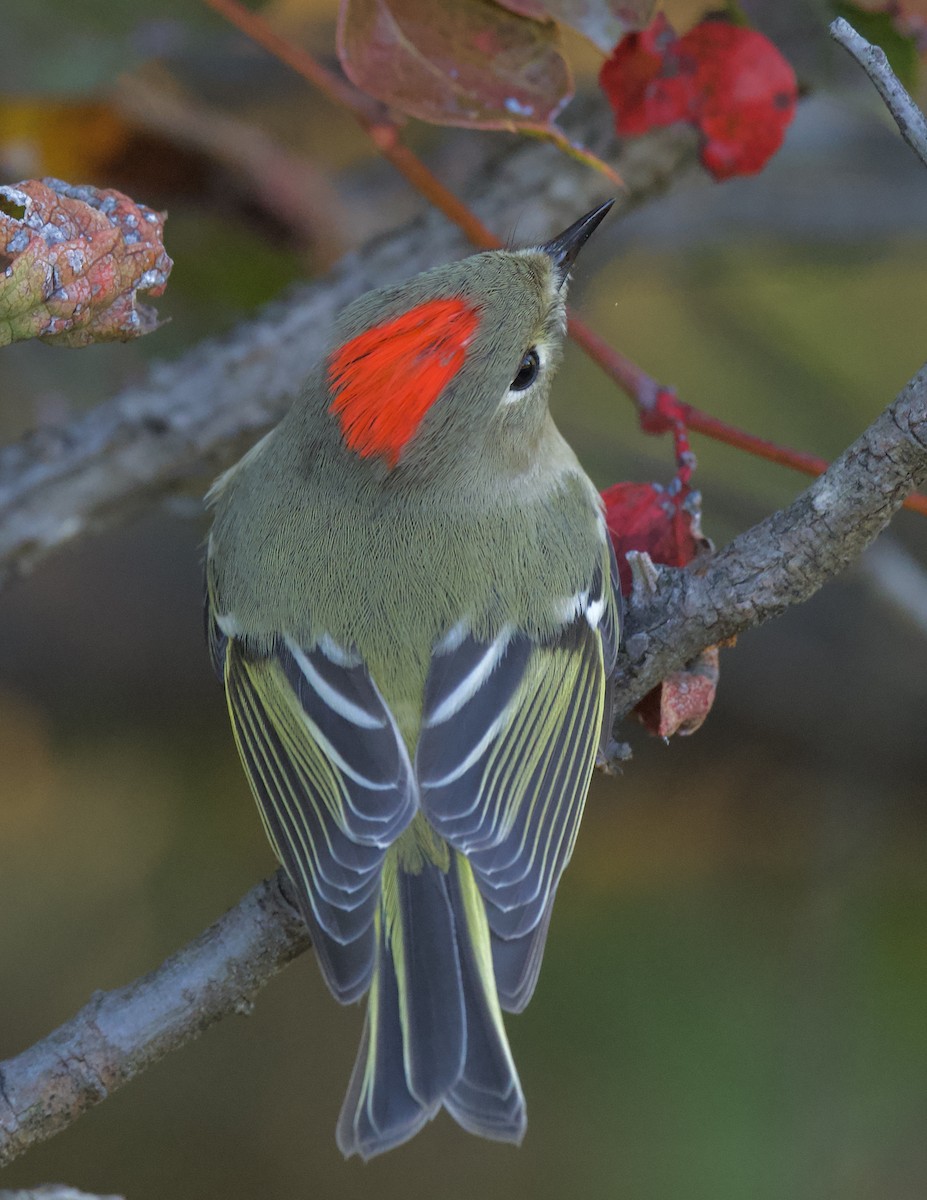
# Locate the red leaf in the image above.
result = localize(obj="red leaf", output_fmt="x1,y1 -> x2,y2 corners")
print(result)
337,0 -> 572,131
680,20 -> 798,179
598,14 -> 690,135
601,479 -> 703,594
601,439 -> 718,741
599,16 -> 797,180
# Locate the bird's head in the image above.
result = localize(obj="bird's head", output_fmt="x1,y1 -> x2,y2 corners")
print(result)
320,201 -> 613,483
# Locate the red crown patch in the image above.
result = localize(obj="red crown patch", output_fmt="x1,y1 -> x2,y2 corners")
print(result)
328,297 -> 480,467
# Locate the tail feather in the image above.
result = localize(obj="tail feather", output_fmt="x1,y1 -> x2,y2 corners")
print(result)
446,855 -> 527,1143
390,859 -> 466,1105
491,896 -> 555,1013
336,849 -> 526,1159
336,911 -> 435,1159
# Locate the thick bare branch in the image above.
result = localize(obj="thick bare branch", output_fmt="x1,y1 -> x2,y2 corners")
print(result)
1,358 -> 925,1169
0,115 -> 700,591
0,874 -> 308,1168
612,364 -> 927,718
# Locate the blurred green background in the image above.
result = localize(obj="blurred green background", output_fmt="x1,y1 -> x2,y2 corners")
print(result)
2,3 -> 927,1199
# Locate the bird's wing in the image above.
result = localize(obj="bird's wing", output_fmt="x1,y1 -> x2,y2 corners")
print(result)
417,544 -> 620,1011
210,606 -> 417,1003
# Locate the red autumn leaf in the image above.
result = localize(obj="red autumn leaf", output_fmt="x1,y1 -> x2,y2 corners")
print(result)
601,479 -> 703,594
601,395 -> 719,739
0,177 -> 171,347
496,0 -> 656,52
680,20 -> 799,179
336,0 -> 572,131
599,15 -> 798,180
598,14 -> 691,135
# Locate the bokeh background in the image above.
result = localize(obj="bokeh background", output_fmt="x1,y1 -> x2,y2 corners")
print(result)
2,3 -> 927,1198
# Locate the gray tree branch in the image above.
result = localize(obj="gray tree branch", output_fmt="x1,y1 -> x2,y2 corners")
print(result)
0,874 -> 309,1169
0,112 -> 700,591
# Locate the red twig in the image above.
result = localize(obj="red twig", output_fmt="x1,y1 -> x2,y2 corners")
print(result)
202,0 -> 501,250
571,319 -> 927,516
203,0 -> 927,519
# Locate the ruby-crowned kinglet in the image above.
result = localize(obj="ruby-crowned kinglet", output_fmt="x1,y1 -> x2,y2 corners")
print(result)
206,202 -> 620,1159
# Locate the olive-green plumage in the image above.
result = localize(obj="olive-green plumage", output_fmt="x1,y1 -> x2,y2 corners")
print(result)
206,204 -> 620,1159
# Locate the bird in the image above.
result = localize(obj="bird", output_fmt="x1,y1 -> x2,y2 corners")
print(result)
204,201 -> 621,1160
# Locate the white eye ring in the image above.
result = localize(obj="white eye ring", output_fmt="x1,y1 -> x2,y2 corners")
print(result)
502,344 -> 547,405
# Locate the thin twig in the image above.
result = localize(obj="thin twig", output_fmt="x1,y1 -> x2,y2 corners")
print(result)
830,17 -> 927,168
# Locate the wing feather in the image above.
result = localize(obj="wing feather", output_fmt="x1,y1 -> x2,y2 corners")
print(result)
418,542 -> 619,1011
222,637 -> 417,1002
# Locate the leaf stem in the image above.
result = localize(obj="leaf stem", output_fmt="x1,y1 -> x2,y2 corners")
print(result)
202,0 -> 502,248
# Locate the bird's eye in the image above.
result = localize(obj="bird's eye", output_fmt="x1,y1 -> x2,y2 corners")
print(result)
510,348 -> 540,392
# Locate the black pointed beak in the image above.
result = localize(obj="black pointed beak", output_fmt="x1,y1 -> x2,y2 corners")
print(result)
541,200 -> 614,287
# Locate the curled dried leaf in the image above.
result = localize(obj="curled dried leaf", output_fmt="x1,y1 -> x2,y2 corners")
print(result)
0,177 -> 172,348
633,646 -> 720,739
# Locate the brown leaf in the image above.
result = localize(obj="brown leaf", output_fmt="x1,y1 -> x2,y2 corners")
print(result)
634,646 -> 720,739
337,0 -> 573,130
0,177 -> 172,348
498,0 -> 656,52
